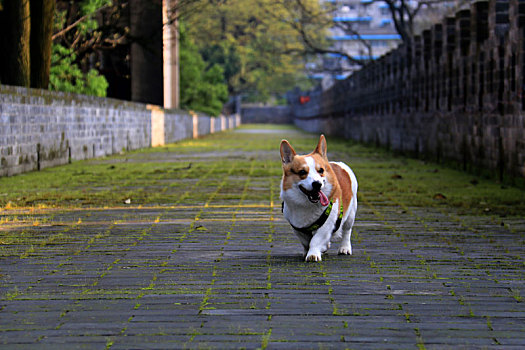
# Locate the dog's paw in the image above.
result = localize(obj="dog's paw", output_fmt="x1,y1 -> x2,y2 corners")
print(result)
338,246 -> 352,255
305,252 -> 322,262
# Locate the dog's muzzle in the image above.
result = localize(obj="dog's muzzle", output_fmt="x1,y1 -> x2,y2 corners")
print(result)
299,184 -> 329,206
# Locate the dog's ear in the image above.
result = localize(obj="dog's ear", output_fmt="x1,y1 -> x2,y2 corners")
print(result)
280,140 -> 296,165
314,134 -> 327,158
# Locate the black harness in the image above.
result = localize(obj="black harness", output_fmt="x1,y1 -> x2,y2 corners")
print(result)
282,200 -> 344,236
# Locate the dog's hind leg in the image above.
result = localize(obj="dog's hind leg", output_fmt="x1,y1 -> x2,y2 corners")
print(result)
339,194 -> 357,255
338,220 -> 353,255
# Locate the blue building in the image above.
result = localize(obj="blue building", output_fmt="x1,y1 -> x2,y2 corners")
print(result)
313,0 -> 402,89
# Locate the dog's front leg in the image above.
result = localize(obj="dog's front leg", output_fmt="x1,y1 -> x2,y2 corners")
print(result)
305,228 -> 331,262
293,230 -> 311,258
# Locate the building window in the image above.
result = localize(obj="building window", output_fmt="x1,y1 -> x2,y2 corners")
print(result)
370,40 -> 385,47
379,18 -> 392,27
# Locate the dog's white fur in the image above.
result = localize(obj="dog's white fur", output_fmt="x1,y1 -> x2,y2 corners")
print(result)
280,135 -> 358,262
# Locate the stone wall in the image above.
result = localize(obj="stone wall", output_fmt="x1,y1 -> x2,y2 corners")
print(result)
0,84 -> 239,177
291,0 -> 525,180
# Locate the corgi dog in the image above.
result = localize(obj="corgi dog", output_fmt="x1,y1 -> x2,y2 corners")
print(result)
280,135 -> 358,262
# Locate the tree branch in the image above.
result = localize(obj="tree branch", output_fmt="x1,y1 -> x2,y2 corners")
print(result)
258,0 -> 368,67
52,4 -> 111,40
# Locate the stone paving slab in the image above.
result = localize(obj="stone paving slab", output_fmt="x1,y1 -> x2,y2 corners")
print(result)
1,126 -> 525,349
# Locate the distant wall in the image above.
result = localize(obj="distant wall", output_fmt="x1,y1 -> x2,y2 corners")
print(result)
291,0 -> 525,180
0,84 -> 240,177
241,105 -> 293,124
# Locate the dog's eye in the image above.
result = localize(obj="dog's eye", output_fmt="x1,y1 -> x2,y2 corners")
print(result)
318,168 -> 324,175
298,170 -> 307,176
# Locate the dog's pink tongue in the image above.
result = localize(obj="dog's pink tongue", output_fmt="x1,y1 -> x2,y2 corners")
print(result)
319,191 -> 329,206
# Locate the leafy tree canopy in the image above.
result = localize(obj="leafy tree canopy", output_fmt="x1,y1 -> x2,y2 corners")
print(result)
184,0 -> 323,102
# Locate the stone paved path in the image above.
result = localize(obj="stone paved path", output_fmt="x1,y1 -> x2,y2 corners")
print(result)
1,126 -> 525,349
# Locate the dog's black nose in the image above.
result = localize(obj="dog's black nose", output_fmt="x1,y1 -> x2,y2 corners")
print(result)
312,181 -> 322,191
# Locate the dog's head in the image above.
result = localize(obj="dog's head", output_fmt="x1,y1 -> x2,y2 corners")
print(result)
280,135 -> 333,206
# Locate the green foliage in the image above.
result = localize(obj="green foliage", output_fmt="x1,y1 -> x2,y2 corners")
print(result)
50,0 -> 112,97
49,44 -> 108,97
53,0 -> 112,40
80,0 -> 112,16
78,0 -> 110,34
200,44 -> 241,94
180,25 -> 228,116
185,0 -> 326,102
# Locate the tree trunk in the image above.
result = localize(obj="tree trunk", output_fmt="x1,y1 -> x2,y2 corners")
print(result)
29,0 -> 55,89
162,0 -> 180,109
129,0 -> 163,105
0,0 -> 31,87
